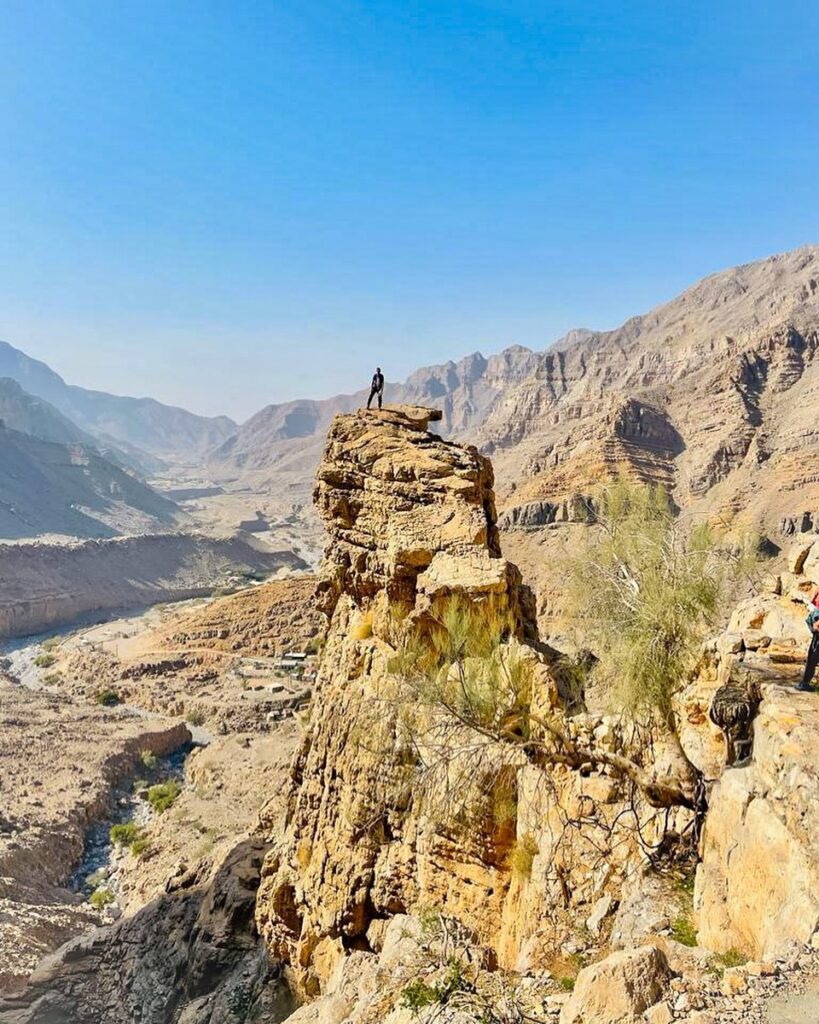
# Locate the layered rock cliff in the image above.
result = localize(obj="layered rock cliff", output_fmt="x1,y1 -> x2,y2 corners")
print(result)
254,407 -> 690,1004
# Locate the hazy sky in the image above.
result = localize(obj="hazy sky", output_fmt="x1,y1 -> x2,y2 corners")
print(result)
2,2 -> 819,421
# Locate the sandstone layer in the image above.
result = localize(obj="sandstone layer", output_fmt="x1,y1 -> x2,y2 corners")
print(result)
255,407 -> 689,1004
693,538 -> 819,960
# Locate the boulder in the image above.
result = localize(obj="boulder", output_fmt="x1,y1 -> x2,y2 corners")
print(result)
559,946 -> 671,1024
787,541 -> 814,575
695,686 -> 819,958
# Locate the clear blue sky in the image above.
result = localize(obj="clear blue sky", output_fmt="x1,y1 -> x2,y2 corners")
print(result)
1,1 -> 818,421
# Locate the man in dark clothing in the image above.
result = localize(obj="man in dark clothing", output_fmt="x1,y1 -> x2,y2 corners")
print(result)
367,367 -> 384,410
797,603 -> 819,691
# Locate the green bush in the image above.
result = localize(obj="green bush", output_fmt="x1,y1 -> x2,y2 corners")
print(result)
715,948 -> 747,969
399,962 -> 466,1011
34,652 -> 56,668
130,836 -> 151,857
671,913 -> 698,947
147,780 -> 182,813
89,887 -> 114,909
110,822 -> 140,846
400,979 -> 439,1011
508,833 -> 539,880
557,976 -> 576,992
95,689 -> 121,706
140,750 -> 158,772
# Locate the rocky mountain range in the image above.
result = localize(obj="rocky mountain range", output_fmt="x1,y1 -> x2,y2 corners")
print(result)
205,245 -> 819,555
0,421 -> 181,540
0,341 -> 236,465
5,403 -> 819,1024
4,244 -> 819,550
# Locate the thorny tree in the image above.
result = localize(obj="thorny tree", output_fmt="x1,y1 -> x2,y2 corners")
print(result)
384,479 -> 758,828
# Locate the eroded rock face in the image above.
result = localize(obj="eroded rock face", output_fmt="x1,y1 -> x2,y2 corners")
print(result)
255,407 -> 677,998
692,543 -> 819,959
695,686 -> 819,959
257,407 -> 534,995
0,840 -> 296,1024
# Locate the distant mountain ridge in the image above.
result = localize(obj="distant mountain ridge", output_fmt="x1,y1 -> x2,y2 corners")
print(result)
0,421 -> 181,539
0,342 -> 236,462
208,244 -> 819,543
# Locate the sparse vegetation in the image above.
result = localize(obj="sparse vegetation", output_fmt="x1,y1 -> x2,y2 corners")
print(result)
557,975 -> 576,992
95,688 -> 121,706
185,706 -> 207,727
715,948 -> 748,969
130,836 -> 151,857
110,822 -> 141,846
671,913 -> 698,947
386,479 -> 760,818
400,962 -> 467,1011
42,672 -> 62,685
33,652 -> 56,668
140,749 -> 158,772
508,833 -> 538,880
147,780 -> 182,813
89,887 -> 115,909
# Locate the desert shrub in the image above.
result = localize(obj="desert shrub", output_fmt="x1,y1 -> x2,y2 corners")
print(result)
557,976 -> 576,992
110,822 -> 140,846
400,961 -> 467,1010
140,750 -> 158,771
42,672 -> 62,685
185,707 -> 207,726
147,780 -> 182,813
89,887 -> 114,909
305,635 -> 324,654
95,689 -> 121,706
508,833 -> 538,880
34,652 -> 56,668
400,978 -> 439,1010
41,637 -> 61,651
715,948 -> 748,969
567,477 -> 755,728
130,836 -> 151,857
671,913 -> 698,947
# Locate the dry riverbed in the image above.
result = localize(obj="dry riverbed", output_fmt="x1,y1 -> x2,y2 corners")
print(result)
0,582 -> 313,996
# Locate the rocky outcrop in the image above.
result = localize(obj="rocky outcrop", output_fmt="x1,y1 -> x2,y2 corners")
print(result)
0,840 -> 296,1024
498,495 -> 593,531
695,686 -> 819,959
690,538 -> 819,959
255,406 -> 684,1000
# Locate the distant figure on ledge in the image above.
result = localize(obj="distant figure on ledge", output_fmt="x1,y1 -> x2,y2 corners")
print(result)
367,367 -> 384,410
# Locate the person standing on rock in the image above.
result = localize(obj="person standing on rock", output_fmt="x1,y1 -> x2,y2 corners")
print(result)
367,367 -> 384,410
797,601 -> 819,691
